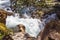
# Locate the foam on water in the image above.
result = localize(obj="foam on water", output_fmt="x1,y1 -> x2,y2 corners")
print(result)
0,0 -> 58,38
0,0 -> 12,12
6,14 -> 44,37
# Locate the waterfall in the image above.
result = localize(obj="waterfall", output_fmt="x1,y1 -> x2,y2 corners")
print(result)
6,14 -> 45,37
0,0 -> 58,38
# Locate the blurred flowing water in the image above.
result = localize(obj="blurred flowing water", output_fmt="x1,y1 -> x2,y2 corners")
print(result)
0,0 -> 57,37
0,0 -> 12,12
43,13 -> 57,24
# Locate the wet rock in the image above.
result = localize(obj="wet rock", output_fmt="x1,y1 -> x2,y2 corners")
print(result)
2,35 -> 13,40
54,4 -> 60,19
41,20 -> 60,40
0,9 -> 7,24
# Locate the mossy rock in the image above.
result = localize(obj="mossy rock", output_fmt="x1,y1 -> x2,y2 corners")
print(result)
0,23 -> 13,40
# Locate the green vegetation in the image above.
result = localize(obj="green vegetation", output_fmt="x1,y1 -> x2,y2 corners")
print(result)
10,0 -> 57,13
0,23 -> 13,40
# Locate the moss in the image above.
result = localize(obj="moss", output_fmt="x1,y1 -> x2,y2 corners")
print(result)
0,23 -> 13,40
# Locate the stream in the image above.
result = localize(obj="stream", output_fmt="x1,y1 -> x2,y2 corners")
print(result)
0,0 -> 58,38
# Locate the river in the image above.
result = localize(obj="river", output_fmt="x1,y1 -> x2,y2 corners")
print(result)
0,0 -> 58,38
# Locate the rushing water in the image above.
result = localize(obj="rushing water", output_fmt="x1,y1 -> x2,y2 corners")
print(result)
0,0 -> 12,12
0,0 -> 58,38
6,16 -> 44,37
43,13 -> 57,24
6,13 -> 58,37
